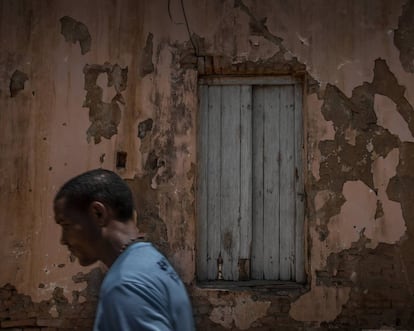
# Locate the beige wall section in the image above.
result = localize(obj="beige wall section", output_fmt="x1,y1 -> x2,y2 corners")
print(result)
0,0 -> 197,301
1,0 -> 413,329
250,0 -> 404,96
374,95 -> 414,142
0,0 -> 146,301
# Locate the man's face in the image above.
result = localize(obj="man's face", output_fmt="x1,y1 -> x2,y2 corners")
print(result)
54,198 -> 101,266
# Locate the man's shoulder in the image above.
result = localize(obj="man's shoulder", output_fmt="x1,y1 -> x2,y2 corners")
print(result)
100,243 -> 174,295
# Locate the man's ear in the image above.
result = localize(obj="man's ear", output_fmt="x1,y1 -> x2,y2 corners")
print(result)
88,201 -> 108,227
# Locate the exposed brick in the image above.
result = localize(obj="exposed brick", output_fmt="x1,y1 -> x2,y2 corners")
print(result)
1,319 -> 36,328
35,320 -> 62,328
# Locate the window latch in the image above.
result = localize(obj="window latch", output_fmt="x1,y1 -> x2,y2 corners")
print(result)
297,192 -> 306,201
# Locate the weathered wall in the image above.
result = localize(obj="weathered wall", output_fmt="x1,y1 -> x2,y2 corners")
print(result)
1,0 -> 414,330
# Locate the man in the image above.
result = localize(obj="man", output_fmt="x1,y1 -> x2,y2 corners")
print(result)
53,169 -> 195,331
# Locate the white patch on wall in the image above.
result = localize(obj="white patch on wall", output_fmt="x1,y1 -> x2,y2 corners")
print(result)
370,148 -> 406,248
290,286 -> 351,322
327,180 -> 377,253
233,296 -> 271,330
49,304 -> 59,318
209,295 -> 271,330
327,149 -> 406,251
374,94 -> 414,142
314,190 -> 333,212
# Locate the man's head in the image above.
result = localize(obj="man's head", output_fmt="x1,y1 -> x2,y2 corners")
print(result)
54,169 -> 135,266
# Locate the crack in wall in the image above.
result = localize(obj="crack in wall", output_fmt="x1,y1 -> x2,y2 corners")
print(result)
234,0 -> 286,53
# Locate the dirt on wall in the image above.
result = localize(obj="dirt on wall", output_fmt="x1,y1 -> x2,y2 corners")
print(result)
82,63 -> 128,144
0,268 -> 104,330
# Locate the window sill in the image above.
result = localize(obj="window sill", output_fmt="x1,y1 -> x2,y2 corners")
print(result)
196,280 -> 308,294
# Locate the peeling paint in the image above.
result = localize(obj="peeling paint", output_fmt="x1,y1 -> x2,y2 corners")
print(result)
233,296 -> 271,330
208,293 -> 271,330
374,94 -> 414,142
9,70 -> 28,97
138,118 -> 153,139
327,180 -> 379,252
290,286 -> 351,322
307,93 -> 334,180
235,0 -> 286,54
82,63 -> 128,143
48,304 -> 58,318
2,1 -> 414,330
210,305 -> 233,328
316,59 -> 401,241
394,0 -> 414,73
126,175 -> 169,254
370,148 -> 406,246
0,267 -> 103,329
59,16 -> 91,55
140,33 -> 155,77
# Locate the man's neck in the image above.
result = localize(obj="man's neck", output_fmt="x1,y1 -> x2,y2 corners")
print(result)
100,220 -> 143,268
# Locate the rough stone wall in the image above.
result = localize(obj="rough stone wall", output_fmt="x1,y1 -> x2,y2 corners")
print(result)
1,0 -> 414,330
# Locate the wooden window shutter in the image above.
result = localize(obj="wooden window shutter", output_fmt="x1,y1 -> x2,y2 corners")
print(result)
197,77 -> 305,283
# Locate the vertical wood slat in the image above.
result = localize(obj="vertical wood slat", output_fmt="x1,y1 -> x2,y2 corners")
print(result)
221,85 -> 241,280
251,87 -> 264,280
207,86 -> 222,280
239,85 -> 252,259
279,85 -> 296,281
294,83 -> 306,283
263,86 -> 280,280
197,85 -> 208,280
239,85 -> 253,280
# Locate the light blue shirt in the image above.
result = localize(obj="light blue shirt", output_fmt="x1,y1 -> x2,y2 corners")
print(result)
93,242 -> 195,331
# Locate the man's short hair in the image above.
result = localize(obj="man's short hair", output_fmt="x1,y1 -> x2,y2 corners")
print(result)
54,169 -> 134,221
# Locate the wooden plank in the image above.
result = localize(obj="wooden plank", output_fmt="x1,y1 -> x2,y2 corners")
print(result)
263,86 -> 280,280
239,85 -> 253,280
279,85 -> 296,281
197,85 -> 209,280
251,86 -> 265,280
199,76 -> 301,86
207,86 -> 222,280
220,85 -> 241,280
294,83 -> 306,283
239,86 -> 252,257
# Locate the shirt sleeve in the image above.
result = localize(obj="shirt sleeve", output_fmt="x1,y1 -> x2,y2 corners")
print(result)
94,281 -> 173,331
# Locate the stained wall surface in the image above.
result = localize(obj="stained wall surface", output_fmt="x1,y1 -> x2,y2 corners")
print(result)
1,0 -> 414,330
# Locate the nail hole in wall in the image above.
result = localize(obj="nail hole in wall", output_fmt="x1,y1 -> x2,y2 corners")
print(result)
116,151 -> 127,169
